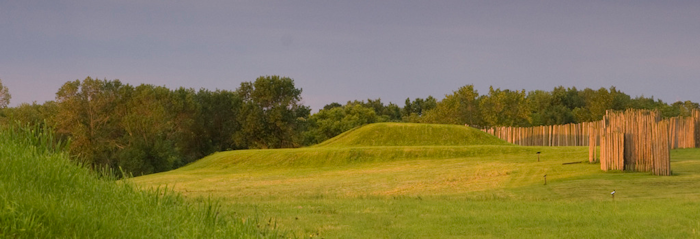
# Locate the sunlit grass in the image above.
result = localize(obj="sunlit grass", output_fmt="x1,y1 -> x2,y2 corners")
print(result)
137,146 -> 593,199
132,123 -> 700,238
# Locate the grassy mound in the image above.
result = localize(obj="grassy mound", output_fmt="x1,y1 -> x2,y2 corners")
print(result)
313,123 -> 509,147
176,145 -> 538,171
133,145 -> 590,198
0,125 -> 279,238
154,122 -> 515,170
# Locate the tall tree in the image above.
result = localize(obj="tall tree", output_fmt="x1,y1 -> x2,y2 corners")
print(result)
167,87 -> 200,164
117,85 -> 181,175
380,102 -> 402,122
480,87 -> 530,127
421,84 -> 481,126
344,98 -> 402,122
0,79 -> 10,108
586,87 -> 615,121
235,76 -> 309,149
527,87 -> 576,125
55,77 -> 127,168
193,88 -> 243,155
671,100 -> 700,117
402,97 -> 437,122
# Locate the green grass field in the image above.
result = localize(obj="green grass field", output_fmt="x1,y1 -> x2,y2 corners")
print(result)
132,123 -> 700,238
0,125 -> 281,238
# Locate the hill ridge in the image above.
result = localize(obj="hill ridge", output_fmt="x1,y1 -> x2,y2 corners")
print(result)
313,122 -> 510,147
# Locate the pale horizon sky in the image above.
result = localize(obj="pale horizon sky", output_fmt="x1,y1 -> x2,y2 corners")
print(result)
2,1 -> 699,111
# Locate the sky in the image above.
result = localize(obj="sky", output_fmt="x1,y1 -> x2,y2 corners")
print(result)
1,1 -> 699,111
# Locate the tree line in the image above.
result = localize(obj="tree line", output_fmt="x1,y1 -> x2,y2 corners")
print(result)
0,76 -> 309,175
0,77 -> 697,176
419,85 -> 698,127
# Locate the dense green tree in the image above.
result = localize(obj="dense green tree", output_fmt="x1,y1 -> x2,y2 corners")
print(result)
0,79 -> 10,109
610,86 -> 632,111
1,101 -> 58,127
671,100 -> 700,117
302,98 -> 409,145
167,87 -> 200,164
235,76 -> 309,149
421,84 -> 481,126
323,102 -> 342,111
48,75 -> 313,174
379,102 -> 402,122
553,86 -> 586,110
570,88 -> 596,122
55,77 -> 127,168
304,103 -> 378,145
578,86 -> 630,121
587,87 -> 614,121
526,90 -> 552,126
480,87 -> 530,127
526,88 -> 576,126
422,96 -> 438,113
402,96 -> 437,122
117,85 -> 181,175
344,98 -> 402,122
192,88 -> 243,155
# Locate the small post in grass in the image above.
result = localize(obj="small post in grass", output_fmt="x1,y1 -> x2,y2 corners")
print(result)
611,190 -> 616,201
543,174 -> 547,185
537,152 -> 541,162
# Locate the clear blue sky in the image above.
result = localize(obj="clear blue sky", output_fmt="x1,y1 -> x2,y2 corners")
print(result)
2,1 -> 699,111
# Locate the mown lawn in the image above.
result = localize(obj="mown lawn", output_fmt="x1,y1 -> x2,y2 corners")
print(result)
132,145 -> 700,238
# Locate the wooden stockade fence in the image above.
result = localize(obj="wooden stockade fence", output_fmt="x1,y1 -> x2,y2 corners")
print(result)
669,115 -> 697,149
481,122 -> 597,146
599,130 -> 623,171
596,110 -> 670,175
695,110 -> 700,148
587,121 -> 602,163
480,109 -> 699,176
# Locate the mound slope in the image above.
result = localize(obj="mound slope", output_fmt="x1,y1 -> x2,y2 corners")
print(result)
314,123 -> 510,147
150,123 -> 514,171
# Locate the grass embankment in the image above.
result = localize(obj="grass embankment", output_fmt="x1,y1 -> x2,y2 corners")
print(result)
0,125 -> 280,238
314,123 -> 510,147
133,123 -> 700,238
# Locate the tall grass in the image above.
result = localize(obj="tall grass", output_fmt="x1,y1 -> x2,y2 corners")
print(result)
0,123 -> 281,238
